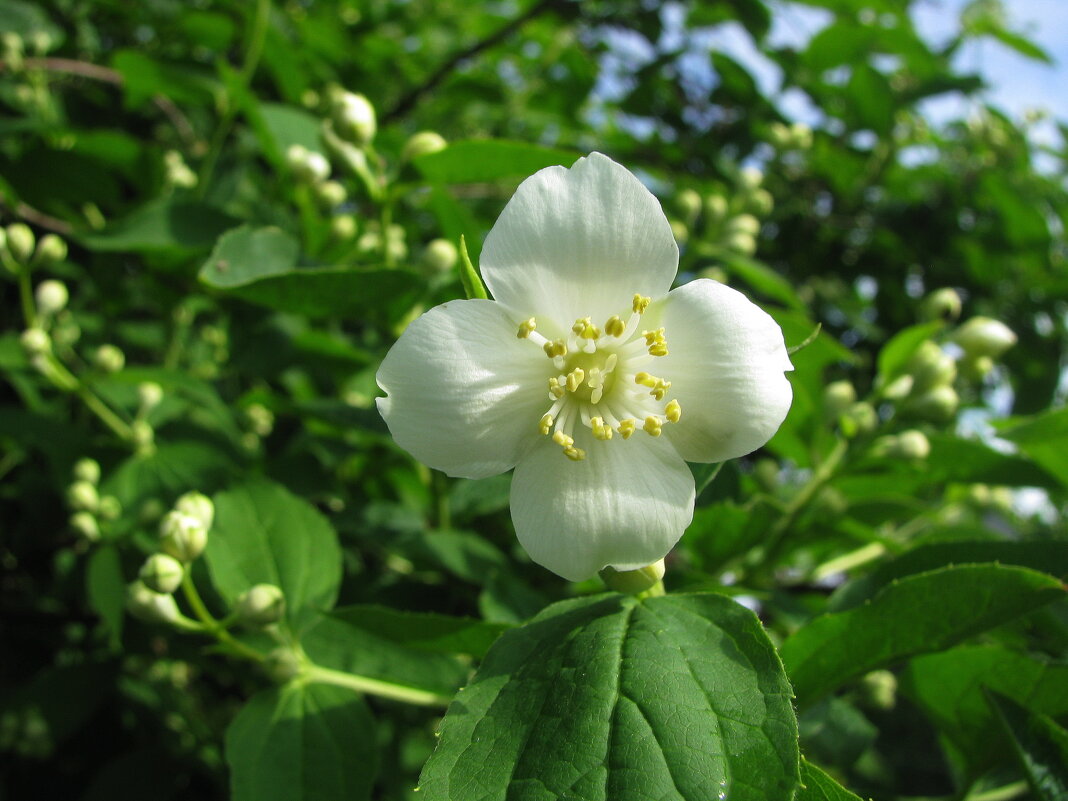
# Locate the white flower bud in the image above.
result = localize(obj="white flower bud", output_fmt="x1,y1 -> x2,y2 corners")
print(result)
314,180 -> 347,208
285,144 -> 331,184
725,230 -> 757,256
953,316 -> 1017,359
93,344 -> 125,373
126,581 -> 183,625
70,511 -> 100,542
73,457 -> 100,485
704,194 -> 728,223
907,341 -> 955,392
907,385 -> 959,422
599,559 -> 666,594
334,92 -> 376,144
768,122 -> 792,149
402,130 -> 447,162
137,382 -> 164,411
823,380 -> 856,418
842,401 -> 878,437
790,122 -> 813,149
421,238 -> 458,274
676,188 -> 702,223
330,214 -> 358,241
264,646 -> 304,683
67,480 -> 99,512
960,354 -> 994,382
246,403 -> 274,437
34,234 -> 67,266
5,223 -> 35,264
860,670 -> 897,710
739,166 -> 763,191
35,280 -> 68,315
159,510 -> 208,562
727,214 -> 761,236
131,420 -> 154,452
97,495 -> 122,521
174,491 -> 214,531
139,553 -> 184,594
921,288 -> 962,322
164,150 -> 198,188
881,374 -> 914,401
748,188 -> 774,216
235,584 -> 286,627
20,327 -> 51,357
895,429 -> 931,459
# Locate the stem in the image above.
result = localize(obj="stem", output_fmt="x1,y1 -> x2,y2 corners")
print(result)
197,0 -> 270,193
304,664 -> 451,707
181,573 -> 265,662
18,270 -> 37,328
75,383 -> 135,442
965,781 -> 1029,801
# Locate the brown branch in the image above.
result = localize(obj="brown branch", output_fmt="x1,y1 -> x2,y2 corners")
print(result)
382,0 -> 565,123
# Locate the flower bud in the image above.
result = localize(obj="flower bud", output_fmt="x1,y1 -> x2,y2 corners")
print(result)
20,327 -> 51,357
907,385 -> 959,423
739,166 -> 763,191
907,341 -> 955,392
67,480 -> 99,512
139,553 -> 184,594
131,420 -> 154,452
703,194 -> 728,223
881,374 -> 914,401
895,429 -> 931,459
823,380 -> 856,419
670,219 -> 689,246
790,122 -> 813,149
164,150 -> 198,188
235,583 -> 286,627
600,559 -> 665,595
264,646 -> 304,683
314,180 -> 347,208
97,495 -> 122,521
725,230 -> 757,256
402,130 -> 447,162
70,511 -> 100,542
159,510 -> 208,562
174,491 -> 214,531
138,382 -> 164,412
966,483 -> 992,506
5,223 -> 35,264
421,238 -> 458,274
126,581 -> 183,625
960,354 -> 994,382
330,214 -> 358,241
748,188 -> 774,216
920,288 -> 962,322
285,144 -> 331,184
333,92 -> 376,145
73,457 -> 100,485
727,214 -> 761,237
246,403 -> 274,437
841,401 -> 877,437
859,670 -> 897,711
768,122 -> 792,149
34,234 -> 67,266
35,280 -> 68,315
676,188 -> 702,223
93,344 -> 125,373
952,316 -> 1017,359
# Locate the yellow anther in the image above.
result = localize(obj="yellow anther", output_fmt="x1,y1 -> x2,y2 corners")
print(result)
570,316 -> 600,340
566,368 -> 585,393
539,413 -> 554,435
644,416 -> 663,436
591,416 -> 614,441
632,294 -> 651,314
564,447 -> 587,461
635,371 -> 657,388
552,430 -> 575,449
517,318 -> 537,338
643,327 -> 668,356
650,379 -> 671,401
543,339 -> 567,358
665,399 -> 681,423
618,419 -> 636,439
649,342 -> 669,357
604,315 -> 626,338
548,377 -> 565,399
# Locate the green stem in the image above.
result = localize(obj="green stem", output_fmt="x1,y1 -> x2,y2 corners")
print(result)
304,664 -> 451,707
75,382 -> 135,442
18,269 -> 37,328
181,573 -> 265,662
964,781 -> 1029,801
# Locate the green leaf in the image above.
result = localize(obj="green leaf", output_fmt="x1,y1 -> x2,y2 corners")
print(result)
829,540 -> 1068,611
796,759 -> 864,801
999,407 -> 1068,488
111,50 -> 215,110
920,434 -> 1060,489
900,646 -> 1068,779
86,545 -> 125,649
327,605 -> 510,658
200,226 -> 425,320
986,689 -> 1068,801
876,321 -> 942,384
708,247 -> 805,311
226,683 -> 377,801
257,103 -> 324,165
418,592 -> 800,801
102,440 -> 239,511
413,139 -> 578,184
780,564 -> 1066,706
457,234 -> 488,300
846,65 -> 894,135
205,480 -> 342,631
80,198 -> 238,254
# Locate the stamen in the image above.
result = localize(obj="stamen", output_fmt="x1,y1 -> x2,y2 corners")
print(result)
543,339 -> 567,359
643,328 -> 668,357
665,399 -> 681,423
516,318 -> 537,338
571,317 -> 601,340
632,294 -> 651,314
566,368 -> 585,393
650,379 -> 671,401
591,416 -> 613,440
539,413 -> 554,435
618,419 -> 636,439
604,315 -> 626,338
564,447 -> 586,461
644,416 -> 663,436
548,377 -> 565,399
552,430 -> 574,449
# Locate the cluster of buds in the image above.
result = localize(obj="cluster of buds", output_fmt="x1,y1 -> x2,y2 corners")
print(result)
768,121 -> 813,151
66,458 -> 122,543
871,429 -> 931,460
3,224 -> 67,273
676,166 -> 775,263
823,380 -> 880,439
358,221 -> 407,262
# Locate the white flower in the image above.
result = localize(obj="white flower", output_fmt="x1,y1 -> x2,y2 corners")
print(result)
376,153 -> 793,581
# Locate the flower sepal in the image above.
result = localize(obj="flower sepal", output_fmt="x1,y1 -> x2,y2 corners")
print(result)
600,559 -> 666,597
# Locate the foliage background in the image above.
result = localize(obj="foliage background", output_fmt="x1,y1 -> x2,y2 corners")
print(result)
1,0 -> 1066,799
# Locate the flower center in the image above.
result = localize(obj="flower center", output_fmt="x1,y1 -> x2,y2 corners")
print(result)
517,293 -> 682,461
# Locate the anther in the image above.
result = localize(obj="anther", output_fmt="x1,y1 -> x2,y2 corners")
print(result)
564,447 -> 587,461
552,431 -> 574,449
517,318 -> 537,339
539,413 -> 554,435
635,372 -> 658,388
543,339 -> 567,359
566,368 -> 585,393
644,416 -> 663,436
604,315 -> 626,338
571,317 -> 601,340
548,377 -> 565,399
651,379 -> 671,401
665,399 -> 681,423
643,327 -> 668,357
591,416 -> 613,441
632,294 -> 651,314
618,419 -> 636,439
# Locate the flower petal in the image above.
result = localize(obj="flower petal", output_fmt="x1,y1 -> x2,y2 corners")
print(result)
652,279 -> 793,463
480,152 -> 679,329
376,299 -> 549,479
510,431 -> 695,581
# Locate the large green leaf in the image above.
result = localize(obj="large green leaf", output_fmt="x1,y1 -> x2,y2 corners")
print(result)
987,690 -> 1068,801
796,759 -> 864,801
998,407 -> 1068,488
199,225 -> 300,288
327,605 -> 510,658
413,139 -> 578,183
781,564 -> 1066,706
226,683 -> 377,801
418,592 -> 800,801
205,480 -> 342,631
80,198 -> 237,253
899,646 -> 1068,777
102,440 -> 239,511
